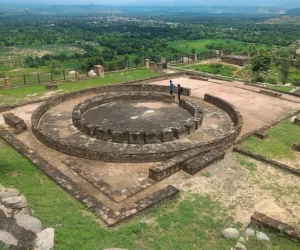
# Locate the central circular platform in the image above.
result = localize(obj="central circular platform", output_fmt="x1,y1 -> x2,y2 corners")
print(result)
72,92 -> 203,144
82,100 -> 193,132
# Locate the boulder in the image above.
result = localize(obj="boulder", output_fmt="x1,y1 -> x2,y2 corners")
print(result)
245,228 -> 255,238
69,70 -> 76,75
222,228 -> 239,239
88,70 -> 96,77
15,214 -> 42,234
2,195 -> 28,209
0,188 -> 20,199
0,230 -> 18,247
234,242 -> 247,250
256,231 -> 270,241
35,228 -> 55,250
238,236 -> 246,243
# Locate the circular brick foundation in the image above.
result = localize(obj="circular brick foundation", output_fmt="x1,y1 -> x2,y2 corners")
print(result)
72,92 -> 203,144
31,83 -> 242,162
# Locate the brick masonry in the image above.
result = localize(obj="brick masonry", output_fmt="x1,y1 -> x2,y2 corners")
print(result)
72,92 -> 203,144
3,113 -> 27,134
183,149 -> 225,175
0,127 -> 179,226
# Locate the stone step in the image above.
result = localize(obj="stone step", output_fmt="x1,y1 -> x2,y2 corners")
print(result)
182,149 -> 225,175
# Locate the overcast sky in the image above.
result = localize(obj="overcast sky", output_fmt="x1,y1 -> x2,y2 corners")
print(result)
1,0 -> 299,8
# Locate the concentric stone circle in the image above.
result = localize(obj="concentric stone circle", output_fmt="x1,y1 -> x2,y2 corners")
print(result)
31,83 -> 242,162
72,91 -> 203,144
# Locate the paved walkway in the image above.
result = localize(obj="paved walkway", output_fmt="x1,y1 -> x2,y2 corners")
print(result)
151,77 -> 300,135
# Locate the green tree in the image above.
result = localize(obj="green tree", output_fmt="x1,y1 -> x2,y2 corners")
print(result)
133,57 -> 142,67
251,55 -> 271,74
84,56 -> 104,71
251,55 -> 271,82
276,59 -> 290,84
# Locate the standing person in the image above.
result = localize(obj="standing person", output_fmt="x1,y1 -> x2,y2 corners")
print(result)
169,80 -> 174,95
177,84 -> 183,101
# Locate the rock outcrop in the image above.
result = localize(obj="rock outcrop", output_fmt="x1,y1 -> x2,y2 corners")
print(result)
0,184 -> 54,250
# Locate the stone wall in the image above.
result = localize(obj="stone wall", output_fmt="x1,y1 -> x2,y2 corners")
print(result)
72,93 -> 203,144
31,85 -> 242,163
148,94 -> 243,180
221,55 -> 251,66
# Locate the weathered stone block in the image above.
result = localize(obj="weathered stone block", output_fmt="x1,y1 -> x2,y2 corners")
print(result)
86,124 -> 96,137
189,121 -> 196,134
259,90 -> 282,98
129,132 -> 145,144
254,131 -> 268,140
3,113 -> 27,134
96,128 -> 107,141
171,127 -> 185,139
183,149 -> 225,175
145,131 -> 157,144
162,129 -> 173,142
112,131 -> 123,143
293,143 -> 300,152
45,83 -> 58,90
106,129 -> 113,141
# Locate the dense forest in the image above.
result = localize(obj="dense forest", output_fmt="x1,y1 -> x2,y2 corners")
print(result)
0,11 -> 300,83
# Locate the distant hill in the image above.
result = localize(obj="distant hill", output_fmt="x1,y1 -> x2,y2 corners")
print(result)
286,8 -> 300,16
0,3 -> 288,16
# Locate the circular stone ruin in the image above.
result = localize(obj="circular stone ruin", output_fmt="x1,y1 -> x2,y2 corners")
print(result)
31,83 -> 242,162
72,92 -> 203,144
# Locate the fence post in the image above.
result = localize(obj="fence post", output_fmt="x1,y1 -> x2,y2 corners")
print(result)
23,75 -> 26,85
127,60 -> 129,69
37,73 -> 40,84
50,72 -> 53,82
63,70 -> 66,80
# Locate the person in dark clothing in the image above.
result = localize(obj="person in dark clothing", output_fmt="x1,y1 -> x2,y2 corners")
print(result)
177,84 -> 183,101
169,80 -> 174,95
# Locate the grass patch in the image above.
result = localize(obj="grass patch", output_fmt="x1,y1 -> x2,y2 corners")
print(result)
267,86 -> 294,93
241,119 -> 300,161
239,158 -> 257,172
180,63 -> 238,77
0,139 -> 299,249
0,68 -> 160,105
168,39 -> 248,54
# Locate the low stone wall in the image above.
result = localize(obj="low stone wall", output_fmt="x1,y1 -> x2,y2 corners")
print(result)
183,149 -> 225,175
251,212 -> 300,242
221,55 -> 251,66
72,92 -> 202,144
149,95 -> 243,180
259,89 -> 282,98
204,94 -> 243,127
0,127 -> 179,226
233,147 -> 300,177
3,113 -> 27,134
